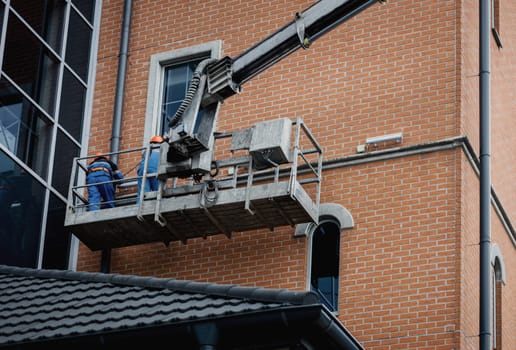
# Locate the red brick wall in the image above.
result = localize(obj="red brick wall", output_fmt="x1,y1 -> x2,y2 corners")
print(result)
89,0 -> 460,157
78,0 -> 516,349
103,227 -> 307,290
329,150 -> 461,349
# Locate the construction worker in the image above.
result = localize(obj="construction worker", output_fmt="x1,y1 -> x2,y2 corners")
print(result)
86,152 -> 124,211
137,135 -> 164,202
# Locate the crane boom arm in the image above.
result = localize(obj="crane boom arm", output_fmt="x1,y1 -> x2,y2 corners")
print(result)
164,0 -> 383,177
204,0 -> 383,104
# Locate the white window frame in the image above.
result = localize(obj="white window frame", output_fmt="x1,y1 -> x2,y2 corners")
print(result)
143,41 -> 221,146
295,203 -> 354,313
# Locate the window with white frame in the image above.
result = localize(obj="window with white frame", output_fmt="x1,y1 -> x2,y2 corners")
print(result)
310,219 -> 341,312
297,203 -> 354,313
160,60 -> 203,136
143,41 -> 221,144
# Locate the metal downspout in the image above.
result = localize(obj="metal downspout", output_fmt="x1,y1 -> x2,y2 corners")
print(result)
101,0 -> 133,273
110,0 -> 133,164
193,323 -> 218,350
479,0 -> 491,349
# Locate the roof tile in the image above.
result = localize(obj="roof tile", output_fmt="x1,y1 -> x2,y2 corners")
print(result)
0,264 -> 318,346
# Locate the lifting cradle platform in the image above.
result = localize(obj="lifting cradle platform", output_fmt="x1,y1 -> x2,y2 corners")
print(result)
64,0 -> 388,251
65,118 -> 322,251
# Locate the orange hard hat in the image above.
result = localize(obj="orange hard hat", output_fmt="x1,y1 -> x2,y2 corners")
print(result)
94,151 -> 108,159
150,135 -> 164,144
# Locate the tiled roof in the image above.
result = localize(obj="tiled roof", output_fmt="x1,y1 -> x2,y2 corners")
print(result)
0,264 -> 363,349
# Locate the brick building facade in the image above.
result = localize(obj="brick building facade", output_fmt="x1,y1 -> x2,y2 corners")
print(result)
77,1 -> 515,349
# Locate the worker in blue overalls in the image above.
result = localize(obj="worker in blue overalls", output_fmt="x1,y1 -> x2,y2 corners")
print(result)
137,135 -> 164,202
86,153 -> 124,211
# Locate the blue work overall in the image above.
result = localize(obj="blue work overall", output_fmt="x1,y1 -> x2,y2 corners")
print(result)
86,158 -> 123,211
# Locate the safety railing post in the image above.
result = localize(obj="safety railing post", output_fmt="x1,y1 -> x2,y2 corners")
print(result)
67,157 -> 79,212
137,143 -> 152,221
289,118 -> 302,195
244,156 -> 254,214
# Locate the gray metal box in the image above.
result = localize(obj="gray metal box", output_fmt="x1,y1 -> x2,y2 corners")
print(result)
249,118 -> 291,169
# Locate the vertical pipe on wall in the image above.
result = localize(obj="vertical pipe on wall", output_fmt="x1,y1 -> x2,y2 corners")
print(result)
102,0 -> 133,273
479,0 -> 491,349
110,0 -> 133,164
194,323 -> 218,350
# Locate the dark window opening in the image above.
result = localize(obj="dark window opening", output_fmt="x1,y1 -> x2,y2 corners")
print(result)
52,129 -> 80,197
161,58 -> 208,136
0,78 -> 52,178
310,219 -> 340,311
42,193 -> 71,269
10,0 -> 65,52
72,0 -> 95,24
59,68 -> 86,142
65,7 -> 92,81
4,14 -> 59,115
0,150 -> 46,268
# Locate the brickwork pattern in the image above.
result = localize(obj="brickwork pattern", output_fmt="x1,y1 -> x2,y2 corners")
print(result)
79,1 -> 516,349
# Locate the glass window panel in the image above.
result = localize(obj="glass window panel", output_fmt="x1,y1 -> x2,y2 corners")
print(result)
0,77 -> 53,178
59,68 -> 85,141
10,0 -> 65,52
52,129 -> 79,197
72,0 -> 95,24
65,8 -> 91,82
0,4 -> 4,52
162,101 -> 181,136
0,101 -> 21,153
161,60 -> 203,135
310,220 -> 340,311
164,65 -> 189,102
4,14 -> 59,115
0,150 -> 45,268
42,193 -> 70,269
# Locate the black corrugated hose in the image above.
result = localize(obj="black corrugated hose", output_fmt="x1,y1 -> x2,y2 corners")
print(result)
168,58 -> 218,128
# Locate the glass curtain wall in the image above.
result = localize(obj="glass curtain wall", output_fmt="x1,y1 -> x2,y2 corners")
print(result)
0,0 -> 97,269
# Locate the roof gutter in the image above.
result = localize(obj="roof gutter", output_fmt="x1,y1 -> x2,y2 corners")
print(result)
311,307 -> 364,350
209,305 -> 364,350
3,305 -> 363,350
191,305 -> 364,350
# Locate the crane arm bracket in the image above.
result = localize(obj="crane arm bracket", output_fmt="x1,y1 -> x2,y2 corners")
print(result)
202,57 -> 241,107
